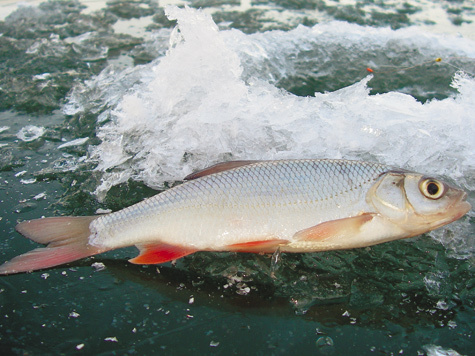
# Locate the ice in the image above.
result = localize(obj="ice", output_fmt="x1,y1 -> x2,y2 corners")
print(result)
57,137 -> 89,149
69,311 -> 80,318
104,336 -> 118,342
423,344 -> 462,356
20,178 -> 37,185
0,0 -> 144,113
16,125 -> 45,142
91,262 -> 106,272
209,341 -> 220,347
33,192 -> 46,200
66,7 -> 474,256
14,171 -> 27,177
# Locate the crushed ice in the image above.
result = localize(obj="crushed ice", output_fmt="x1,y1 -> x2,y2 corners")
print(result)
16,125 -> 45,142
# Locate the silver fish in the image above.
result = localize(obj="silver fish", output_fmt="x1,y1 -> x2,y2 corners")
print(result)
0,159 -> 470,274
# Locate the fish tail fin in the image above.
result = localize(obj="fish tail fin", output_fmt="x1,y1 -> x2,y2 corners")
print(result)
0,216 -> 107,275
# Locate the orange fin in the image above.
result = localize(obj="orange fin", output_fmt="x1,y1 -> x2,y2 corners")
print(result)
294,213 -> 376,241
129,243 -> 197,264
227,239 -> 289,253
184,160 -> 262,180
0,216 -> 106,275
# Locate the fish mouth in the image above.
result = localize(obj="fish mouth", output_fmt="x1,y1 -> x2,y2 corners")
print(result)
444,191 -> 471,224
452,192 -> 471,218
421,191 -> 471,232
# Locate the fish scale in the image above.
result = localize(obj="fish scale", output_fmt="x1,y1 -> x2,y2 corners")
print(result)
88,160 -> 389,249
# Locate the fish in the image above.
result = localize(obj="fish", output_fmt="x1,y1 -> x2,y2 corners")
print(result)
0,159 -> 470,275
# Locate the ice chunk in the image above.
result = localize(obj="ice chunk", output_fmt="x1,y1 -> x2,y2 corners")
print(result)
58,138 -> 89,149
423,344 -> 462,356
14,171 -> 27,177
16,125 -> 45,142
69,311 -> 80,318
91,262 -> 106,272
33,192 -> 46,200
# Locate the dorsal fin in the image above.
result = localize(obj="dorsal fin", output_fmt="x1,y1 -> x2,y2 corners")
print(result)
184,160 -> 262,180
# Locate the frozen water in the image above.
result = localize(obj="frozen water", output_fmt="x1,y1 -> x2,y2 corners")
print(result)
65,6 -> 474,255
16,125 -> 45,142
423,344 -> 462,356
58,137 -> 89,149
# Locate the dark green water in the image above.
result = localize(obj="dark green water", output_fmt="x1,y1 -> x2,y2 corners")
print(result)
0,1 -> 474,355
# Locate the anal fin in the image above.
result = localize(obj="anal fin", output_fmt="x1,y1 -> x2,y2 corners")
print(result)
227,239 -> 288,253
129,243 -> 197,264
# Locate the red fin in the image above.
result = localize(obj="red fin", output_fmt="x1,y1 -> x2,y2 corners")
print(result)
184,160 -> 262,180
293,213 -> 375,241
129,243 -> 197,264
227,239 -> 288,253
0,216 -> 106,275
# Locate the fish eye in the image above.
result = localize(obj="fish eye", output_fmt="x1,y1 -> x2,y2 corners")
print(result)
419,179 -> 445,200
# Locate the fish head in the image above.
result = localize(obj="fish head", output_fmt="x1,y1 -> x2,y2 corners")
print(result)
367,171 -> 471,237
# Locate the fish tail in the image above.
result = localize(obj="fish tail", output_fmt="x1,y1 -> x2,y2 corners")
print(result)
0,216 -> 107,275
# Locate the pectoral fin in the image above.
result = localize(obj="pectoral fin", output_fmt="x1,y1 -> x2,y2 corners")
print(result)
129,243 -> 197,264
293,213 -> 376,242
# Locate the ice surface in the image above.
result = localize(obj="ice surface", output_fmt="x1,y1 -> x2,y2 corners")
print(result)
65,6 -> 474,256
